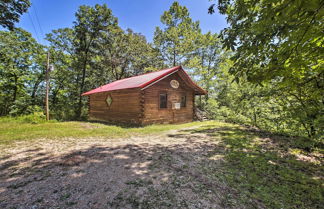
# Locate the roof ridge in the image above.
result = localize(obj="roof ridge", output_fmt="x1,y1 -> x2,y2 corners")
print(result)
92,66 -> 181,90
114,65 -> 181,81
81,66 -> 206,96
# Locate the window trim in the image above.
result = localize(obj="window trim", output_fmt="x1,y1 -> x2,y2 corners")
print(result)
159,92 -> 168,109
180,94 -> 186,108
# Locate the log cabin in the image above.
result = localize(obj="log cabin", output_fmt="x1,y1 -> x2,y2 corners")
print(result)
82,66 -> 206,125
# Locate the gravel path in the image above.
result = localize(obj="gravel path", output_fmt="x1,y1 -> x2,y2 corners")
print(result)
0,125 -> 234,209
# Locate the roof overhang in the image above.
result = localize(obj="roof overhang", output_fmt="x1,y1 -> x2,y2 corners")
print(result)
140,69 -> 179,91
140,66 -> 207,95
82,66 -> 207,96
176,68 -> 207,95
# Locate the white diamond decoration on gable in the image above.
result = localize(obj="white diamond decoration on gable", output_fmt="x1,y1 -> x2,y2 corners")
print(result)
106,95 -> 113,107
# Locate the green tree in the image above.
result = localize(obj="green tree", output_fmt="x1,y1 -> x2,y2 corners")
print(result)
154,1 -> 200,66
0,28 -> 45,115
45,4 -> 164,120
96,28 -> 164,82
45,28 -> 76,119
213,0 -> 323,85
188,32 -> 223,103
73,4 -> 119,119
208,0 -> 323,138
0,0 -> 31,30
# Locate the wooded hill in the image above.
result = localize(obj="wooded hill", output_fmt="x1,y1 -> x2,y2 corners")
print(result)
0,1 -> 323,140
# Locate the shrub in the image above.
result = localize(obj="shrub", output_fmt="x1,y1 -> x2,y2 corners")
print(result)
20,112 -> 46,124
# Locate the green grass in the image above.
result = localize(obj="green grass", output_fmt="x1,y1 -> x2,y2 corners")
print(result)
0,116 -> 211,145
190,124 -> 324,208
1,117 -> 322,208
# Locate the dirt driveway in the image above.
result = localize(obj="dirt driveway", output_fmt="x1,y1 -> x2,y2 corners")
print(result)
0,124 -> 237,209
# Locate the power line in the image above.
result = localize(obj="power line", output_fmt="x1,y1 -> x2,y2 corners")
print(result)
27,11 -> 41,43
32,1 -> 45,38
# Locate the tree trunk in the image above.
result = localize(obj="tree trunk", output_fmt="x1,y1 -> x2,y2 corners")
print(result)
310,124 -> 316,138
76,54 -> 88,119
173,49 -> 176,66
13,74 -> 18,103
253,108 -> 257,127
31,75 -> 42,105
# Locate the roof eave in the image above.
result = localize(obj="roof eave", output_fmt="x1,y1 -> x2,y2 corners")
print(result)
139,66 -> 181,90
81,65 -> 207,96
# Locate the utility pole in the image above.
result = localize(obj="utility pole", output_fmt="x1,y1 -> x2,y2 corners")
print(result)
45,51 -> 50,121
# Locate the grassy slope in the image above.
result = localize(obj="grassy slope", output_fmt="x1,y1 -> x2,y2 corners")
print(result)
0,117 -> 208,145
189,124 -> 323,208
0,118 -> 322,208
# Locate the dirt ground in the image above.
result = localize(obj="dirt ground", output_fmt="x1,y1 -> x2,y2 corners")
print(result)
1,123 -> 322,209
0,125 -> 235,209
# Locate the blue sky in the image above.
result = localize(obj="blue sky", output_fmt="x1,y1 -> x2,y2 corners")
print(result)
16,0 -> 227,44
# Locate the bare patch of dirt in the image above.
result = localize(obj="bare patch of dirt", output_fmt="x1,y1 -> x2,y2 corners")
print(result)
79,122 -> 101,129
0,125 -> 238,209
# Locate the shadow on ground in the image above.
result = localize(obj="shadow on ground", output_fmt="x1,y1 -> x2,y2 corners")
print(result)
180,125 -> 323,208
0,123 -> 323,209
0,134 -> 230,209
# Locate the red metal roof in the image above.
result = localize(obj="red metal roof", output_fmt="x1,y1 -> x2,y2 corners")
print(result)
82,66 -> 206,96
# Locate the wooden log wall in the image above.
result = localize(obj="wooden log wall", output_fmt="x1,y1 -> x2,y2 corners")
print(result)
89,88 -> 142,124
142,72 -> 194,125
87,71 -> 199,125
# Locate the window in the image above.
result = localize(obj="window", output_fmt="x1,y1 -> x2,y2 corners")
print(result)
181,95 -> 186,107
106,95 -> 113,107
159,93 -> 167,108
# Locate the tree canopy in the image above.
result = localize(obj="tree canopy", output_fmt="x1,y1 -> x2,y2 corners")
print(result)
154,1 -> 200,66
0,0 -> 30,30
214,0 -> 323,86
207,0 -> 323,138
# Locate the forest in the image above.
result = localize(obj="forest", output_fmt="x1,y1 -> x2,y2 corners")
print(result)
0,1 -> 323,208
0,0 -> 323,141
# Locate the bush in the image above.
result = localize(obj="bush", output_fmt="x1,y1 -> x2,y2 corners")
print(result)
20,112 -> 46,124
205,99 -> 249,124
7,104 -> 47,124
0,112 -> 48,124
